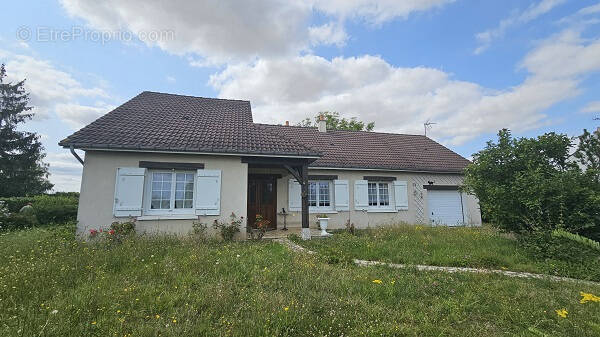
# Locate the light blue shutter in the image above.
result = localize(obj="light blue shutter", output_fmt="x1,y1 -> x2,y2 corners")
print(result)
195,169 -> 221,215
113,167 -> 145,217
288,179 -> 301,211
354,180 -> 368,210
394,180 -> 408,210
334,179 -> 349,211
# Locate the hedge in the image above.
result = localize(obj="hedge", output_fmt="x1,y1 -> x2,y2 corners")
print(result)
0,193 -> 79,230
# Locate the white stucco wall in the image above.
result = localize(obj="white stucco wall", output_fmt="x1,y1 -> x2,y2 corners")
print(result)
76,150 -> 481,238
268,168 -> 482,230
77,150 -> 248,238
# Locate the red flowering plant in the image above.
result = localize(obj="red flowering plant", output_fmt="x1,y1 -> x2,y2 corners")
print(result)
87,220 -> 136,243
249,214 -> 270,240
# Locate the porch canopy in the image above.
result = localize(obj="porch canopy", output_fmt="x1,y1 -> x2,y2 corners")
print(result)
241,156 -> 316,239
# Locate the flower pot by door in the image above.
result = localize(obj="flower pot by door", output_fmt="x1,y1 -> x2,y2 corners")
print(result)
318,217 -> 331,236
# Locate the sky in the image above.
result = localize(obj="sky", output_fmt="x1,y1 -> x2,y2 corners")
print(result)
1,0 -> 600,192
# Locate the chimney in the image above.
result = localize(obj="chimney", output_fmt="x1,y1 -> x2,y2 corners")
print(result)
318,114 -> 327,132
285,121 -> 289,126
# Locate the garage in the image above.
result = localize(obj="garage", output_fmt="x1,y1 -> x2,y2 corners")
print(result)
426,187 -> 465,226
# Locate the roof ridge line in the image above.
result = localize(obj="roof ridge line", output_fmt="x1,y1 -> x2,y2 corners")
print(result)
255,123 -> 428,137
142,90 -> 251,103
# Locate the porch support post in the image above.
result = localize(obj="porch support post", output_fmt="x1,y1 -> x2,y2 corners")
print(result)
300,163 -> 311,240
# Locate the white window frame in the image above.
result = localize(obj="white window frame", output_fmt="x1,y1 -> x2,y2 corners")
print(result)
308,180 -> 334,212
367,181 -> 394,211
143,170 -> 196,216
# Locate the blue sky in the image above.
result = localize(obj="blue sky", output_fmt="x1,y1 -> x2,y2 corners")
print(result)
1,0 -> 599,191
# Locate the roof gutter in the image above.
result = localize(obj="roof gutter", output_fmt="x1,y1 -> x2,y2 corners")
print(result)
310,166 -> 465,175
68,147 -> 321,160
70,146 -> 84,166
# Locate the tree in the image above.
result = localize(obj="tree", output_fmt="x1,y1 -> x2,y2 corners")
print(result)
0,64 -> 53,197
463,129 -> 599,240
297,111 -> 375,131
573,128 -> 600,182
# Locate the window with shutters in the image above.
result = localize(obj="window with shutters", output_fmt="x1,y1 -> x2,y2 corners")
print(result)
144,170 -> 195,215
368,182 -> 392,210
308,181 -> 333,211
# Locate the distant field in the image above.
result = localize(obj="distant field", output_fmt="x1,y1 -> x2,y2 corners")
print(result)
0,224 -> 599,336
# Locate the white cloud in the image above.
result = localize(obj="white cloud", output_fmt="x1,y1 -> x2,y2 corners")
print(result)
474,0 -> 566,54
578,2 -> 600,16
581,101 -> 600,113
313,0 -> 454,25
309,22 -> 348,47
211,28 -> 600,145
558,3 -> 600,26
0,50 -> 109,126
59,0 -> 453,63
55,103 -> 114,129
166,75 -> 176,84
519,29 -> 600,80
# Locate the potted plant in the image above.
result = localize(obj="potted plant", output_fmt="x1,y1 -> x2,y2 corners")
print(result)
316,214 -> 331,236
249,214 -> 270,240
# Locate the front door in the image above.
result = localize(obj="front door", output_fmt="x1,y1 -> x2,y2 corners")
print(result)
247,176 -> 277,229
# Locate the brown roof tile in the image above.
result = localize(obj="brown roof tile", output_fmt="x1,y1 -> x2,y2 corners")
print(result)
60,91 -> 470,172
59,91 -> 320,157
256,124 -> 470,173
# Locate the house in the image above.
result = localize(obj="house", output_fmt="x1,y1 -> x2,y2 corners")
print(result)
59,91 -> 482,239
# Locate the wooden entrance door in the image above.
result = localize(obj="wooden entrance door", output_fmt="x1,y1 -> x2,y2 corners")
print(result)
247,176 -> 277,229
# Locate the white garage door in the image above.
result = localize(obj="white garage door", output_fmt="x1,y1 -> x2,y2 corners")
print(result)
428,190 -> 465,226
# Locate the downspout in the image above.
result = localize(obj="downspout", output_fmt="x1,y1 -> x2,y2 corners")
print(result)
70,146 -> 84,166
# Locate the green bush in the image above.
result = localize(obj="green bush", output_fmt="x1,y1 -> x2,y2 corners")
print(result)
213,213 -> 242,241
552,229 -> 600,252
0,193 -> 78,227
464,129 -> 600,240
0,213 -> 38,231
518,230 -> 600,280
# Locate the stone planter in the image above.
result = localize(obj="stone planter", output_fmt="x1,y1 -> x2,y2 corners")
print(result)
317,217 -> 331,236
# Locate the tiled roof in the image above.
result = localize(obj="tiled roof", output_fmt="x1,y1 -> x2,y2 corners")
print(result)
256,124 -> 470,173
59,91 -> 320,157
60,91 -> 470,172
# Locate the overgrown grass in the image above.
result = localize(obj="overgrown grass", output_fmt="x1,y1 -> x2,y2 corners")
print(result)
1,224 -> 599,336
295,225 -> 600,282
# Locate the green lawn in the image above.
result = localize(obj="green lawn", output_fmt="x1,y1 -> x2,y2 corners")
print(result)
1,225 -> 600,336
295,225 -> 600,282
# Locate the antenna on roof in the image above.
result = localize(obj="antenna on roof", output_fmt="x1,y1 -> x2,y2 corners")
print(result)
424,120 -> 437,137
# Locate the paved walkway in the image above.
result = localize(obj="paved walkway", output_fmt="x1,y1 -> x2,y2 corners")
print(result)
274,238 -> 316,254
276,238 -> 600,286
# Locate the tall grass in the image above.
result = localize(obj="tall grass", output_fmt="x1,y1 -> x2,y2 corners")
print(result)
0,224 -> 599,336
296,225 -> 600,281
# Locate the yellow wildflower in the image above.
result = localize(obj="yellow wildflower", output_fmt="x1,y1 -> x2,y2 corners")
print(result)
372,279 -> 383,284
391,280 -> 396,285
155,314 -> 160,319
555,309 -> 568,318
173,319 -> 177,323
284,307 -> 289,311
91,321 -> 97,325
580,292 -> 600,304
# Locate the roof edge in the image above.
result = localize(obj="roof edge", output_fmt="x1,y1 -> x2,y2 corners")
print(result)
310,165 -> 466,174
61,145 -> 322,159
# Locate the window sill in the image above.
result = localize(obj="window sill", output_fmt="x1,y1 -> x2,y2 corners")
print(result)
137,215 -> 197,221
367,209 -> 398,213
308,210 -> 338,214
